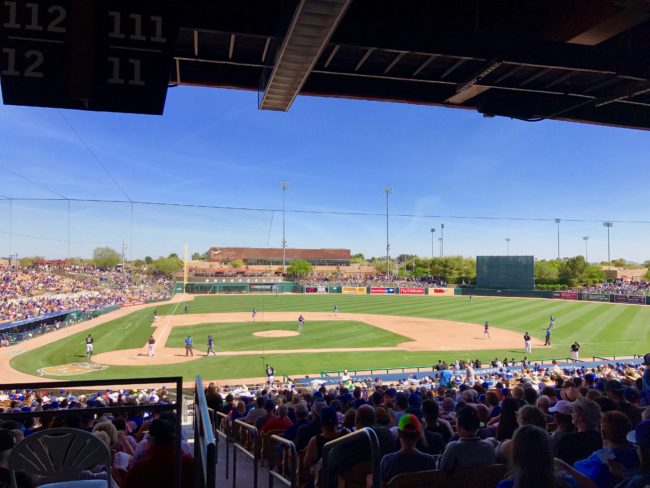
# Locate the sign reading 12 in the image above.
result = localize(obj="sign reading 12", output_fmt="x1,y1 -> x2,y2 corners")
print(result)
1,1 -> 67,79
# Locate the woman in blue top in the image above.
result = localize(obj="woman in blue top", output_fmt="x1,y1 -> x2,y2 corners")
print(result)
497,425 -> 577,488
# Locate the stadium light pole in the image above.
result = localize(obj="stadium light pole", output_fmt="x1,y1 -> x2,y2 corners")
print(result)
440,224 -> 445,257
583,236 -> 589,262
280,182 -> 289,274
383,187 -> 392,277
554,218 -> 561,260
505,237 -> 511,256
430,228 -> 435,261
603,222 -> 613,262
438,237 -> 443,257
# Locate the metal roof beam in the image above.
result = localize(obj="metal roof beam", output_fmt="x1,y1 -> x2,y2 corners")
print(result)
259,0 -> 352,111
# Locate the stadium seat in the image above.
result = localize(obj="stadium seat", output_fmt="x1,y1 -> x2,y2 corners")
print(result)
9,428 -> 112,488
260,429 -> 285,467
339,461 -> 371,488
385,464 -> 507,488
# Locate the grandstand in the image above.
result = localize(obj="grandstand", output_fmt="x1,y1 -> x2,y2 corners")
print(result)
4,1 -> 650,487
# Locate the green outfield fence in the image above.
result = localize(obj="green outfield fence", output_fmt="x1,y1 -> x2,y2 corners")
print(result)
174,282 -> 649,305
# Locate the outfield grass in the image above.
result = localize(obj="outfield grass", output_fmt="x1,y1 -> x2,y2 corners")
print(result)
165,321 -> 407,352
11,294 -> 650,381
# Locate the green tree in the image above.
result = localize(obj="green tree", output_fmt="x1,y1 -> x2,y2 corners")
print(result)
19,256 -> 43,267
168,253 -> 179,259
93,247 -> 121,267
144,256 -> 153,265
534,260 -> 560,284
152,256 -> 183,276
350,253 -> 366,264
558,256 -> 604,285
191,252 -> 203,261
286,260 -> 313,277
611,258 -> 627,267
645,269 -> 650,280
132,259 -> 146,269
230,259 -> 244,269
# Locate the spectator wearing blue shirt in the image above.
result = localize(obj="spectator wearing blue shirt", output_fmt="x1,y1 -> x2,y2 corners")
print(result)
574,411 -> 638,488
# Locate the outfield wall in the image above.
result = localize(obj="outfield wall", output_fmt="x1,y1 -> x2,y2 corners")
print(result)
174,282 -> 650,304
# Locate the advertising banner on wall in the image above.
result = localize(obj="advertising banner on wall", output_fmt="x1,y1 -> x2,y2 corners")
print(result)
342,286 -> 367,295
614,295 -> 646,304
581,293 -> 610,302
250,284 -> 277,292
553,291 -> 579,300
399,287 -> 425,295
370,287 -> 397,295
304,286 -> 328,294
428,288 -> 454,296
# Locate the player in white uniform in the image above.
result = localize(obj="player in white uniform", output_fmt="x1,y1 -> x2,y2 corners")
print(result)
147,336 -> 155,357
298,315 -> 304,332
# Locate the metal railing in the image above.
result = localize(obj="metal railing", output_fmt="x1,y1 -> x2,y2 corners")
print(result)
215,411 -> 231,479
268,436 -> 298,488
320,365 -> 435,378
0,376 -> 184,487
321,427 -> 380,488
233,419 -> 259,488
194,375 -> 216,488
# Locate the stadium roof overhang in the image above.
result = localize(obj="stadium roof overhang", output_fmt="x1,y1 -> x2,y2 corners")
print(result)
2,0 -> 650,130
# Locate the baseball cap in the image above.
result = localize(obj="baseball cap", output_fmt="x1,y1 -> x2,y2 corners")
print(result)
627,420 -> 650,449
398,413 -> 422,433
548,400 -> 572,415
605,380 -> 625,393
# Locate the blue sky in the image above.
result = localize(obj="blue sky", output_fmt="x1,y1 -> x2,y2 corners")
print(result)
0,86 -> 649,263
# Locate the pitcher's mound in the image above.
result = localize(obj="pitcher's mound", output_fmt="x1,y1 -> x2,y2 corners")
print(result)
253,330 -> 299,338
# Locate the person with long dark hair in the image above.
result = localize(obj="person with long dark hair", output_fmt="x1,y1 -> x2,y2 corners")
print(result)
497,425 -> 576,488
496,397 -> 521,442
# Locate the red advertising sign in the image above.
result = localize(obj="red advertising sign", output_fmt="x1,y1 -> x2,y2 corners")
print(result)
431,288 -> 446,294
399,287 -> 425,295
559,291 -> 579,300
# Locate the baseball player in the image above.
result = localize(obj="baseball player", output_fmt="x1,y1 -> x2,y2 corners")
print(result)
333,304 -> 338,317
571,341 -> 580,360
207,335 -> 216,356
266,364 -> 275,384
185,336 -> 194,357
85,334 -> 94,358
298,314 -> 304,332
153,309 -> 158,322
550,315 -> 556,329
524,331 -> 532,354
483,321 -> 491,339
147,336 -> 155,357
545,327 -> 552,346
252,307 -> 257,322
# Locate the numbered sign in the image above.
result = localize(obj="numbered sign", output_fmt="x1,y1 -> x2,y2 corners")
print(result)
0,0 -> 181,114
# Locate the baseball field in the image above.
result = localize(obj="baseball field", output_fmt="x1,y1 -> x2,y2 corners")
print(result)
5,294 -> 650,384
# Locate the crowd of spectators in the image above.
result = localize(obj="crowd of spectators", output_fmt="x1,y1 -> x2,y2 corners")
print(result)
205,356 -> 650,488
0,386 -> 192,488
573,280 -> 650,296
300,276 -> 447,288
0,266 -> 172,323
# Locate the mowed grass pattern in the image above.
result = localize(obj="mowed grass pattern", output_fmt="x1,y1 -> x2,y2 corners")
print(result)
165,321 -> 407,351
11,294 -> 650,381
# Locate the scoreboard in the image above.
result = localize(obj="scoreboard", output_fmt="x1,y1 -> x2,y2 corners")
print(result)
0,0 -> 181,114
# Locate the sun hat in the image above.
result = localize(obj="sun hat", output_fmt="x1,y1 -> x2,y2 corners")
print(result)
398,413 -> 422,433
